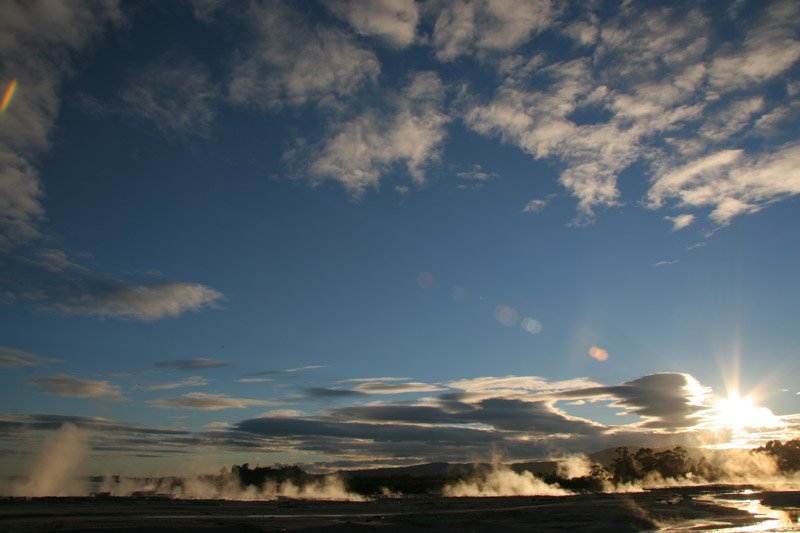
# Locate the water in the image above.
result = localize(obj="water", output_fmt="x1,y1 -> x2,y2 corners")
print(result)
666,489 -> 800,532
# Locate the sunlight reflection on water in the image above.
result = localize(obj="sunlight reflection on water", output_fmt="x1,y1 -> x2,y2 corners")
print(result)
686,491 -> 800,532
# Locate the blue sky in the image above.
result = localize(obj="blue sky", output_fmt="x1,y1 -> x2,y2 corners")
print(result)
1,0 -> 799,475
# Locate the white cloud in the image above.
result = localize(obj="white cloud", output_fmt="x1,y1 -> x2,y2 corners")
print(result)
432,0 -> 553,60
353,381 -> 444,394
256,409 -> 306,418
448,375 -> 600,392
135,376 -> 208,391
237,377 -> 275,383
26,374 -> 123,399
587,346 -> 608,362
305,72 -> 449,197
43,281 -> 224,321
461,2 -> 799,227
596,5 -> 709,79
699,96 -> 764,142
0,0 -> 122,243
325,0 -> 419,48
665,213 -> 695,232
119,52 -> 219,142
649,143 -> 800,225
465,58 -> 641,221
456,164 -> 498,181
709,0 -> 800,90
25,248 -> 82,273
522,198 -> 546,213
147,392 -> 273,410
228,0 -> 379,110
0,346 -> 61,368
563,15 -> 598,47
654,260 -> 679,268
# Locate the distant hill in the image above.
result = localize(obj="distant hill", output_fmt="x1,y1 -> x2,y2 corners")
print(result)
339,459 -> 558,480
338,446 -> 707,480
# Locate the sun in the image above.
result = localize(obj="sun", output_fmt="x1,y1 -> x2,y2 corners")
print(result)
709,392 -> 782,431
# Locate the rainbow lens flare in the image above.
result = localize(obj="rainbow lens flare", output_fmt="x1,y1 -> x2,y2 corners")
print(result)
1,79 -> 18,113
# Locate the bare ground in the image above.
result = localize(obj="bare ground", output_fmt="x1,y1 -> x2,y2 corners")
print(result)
2,487 -> 795,532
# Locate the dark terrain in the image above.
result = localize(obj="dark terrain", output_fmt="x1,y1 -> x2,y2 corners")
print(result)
2,486 -> 798,532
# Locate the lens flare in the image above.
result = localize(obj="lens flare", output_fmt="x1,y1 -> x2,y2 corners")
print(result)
1,79 -> 17,113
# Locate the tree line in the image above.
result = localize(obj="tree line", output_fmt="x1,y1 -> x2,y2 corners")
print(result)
225,439 -> 800,496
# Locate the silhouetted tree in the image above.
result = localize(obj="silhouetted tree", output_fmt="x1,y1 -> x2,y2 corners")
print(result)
653,447 -> 689,479
754,439 -> 800,472
612,447 -> 639,483
634,448 -> 658,474
231,463 -> 311,488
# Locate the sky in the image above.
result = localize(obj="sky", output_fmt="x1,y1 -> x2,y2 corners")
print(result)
0,0 -> 799,475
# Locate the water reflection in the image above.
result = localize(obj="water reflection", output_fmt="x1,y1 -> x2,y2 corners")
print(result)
692,491 -> 800,532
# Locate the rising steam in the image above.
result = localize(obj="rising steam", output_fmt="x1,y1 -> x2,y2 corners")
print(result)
443,463 -> 571,497
11,423 -> 90,497
98,471 -> 364,501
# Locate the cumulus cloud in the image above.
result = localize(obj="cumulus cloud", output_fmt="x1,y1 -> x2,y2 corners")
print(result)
0,0 -> 122,244
699,97 -> 765,142
304,71 -> 449,197
648,143 -> 800,225
549,372 -> 711,429
26,374 -> 123,399
432,0 -> 553,60
119,51 -> 219,142
665,214 -> 695,232
464,58 -> 634,222
147,392 -> 273,410
522,198 -> 547,213
709,0 -> 800,90
42,281 -> 224,321
325,0 -> 419,48
0,346 -> 61,368
462,1 -> 799,226
587,346 -> 608,362
155,358 -> 228,370
228,0 -> 379,110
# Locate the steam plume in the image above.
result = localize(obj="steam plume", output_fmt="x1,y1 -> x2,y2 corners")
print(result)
12,423 -> 89,497
443,463 -> 571,497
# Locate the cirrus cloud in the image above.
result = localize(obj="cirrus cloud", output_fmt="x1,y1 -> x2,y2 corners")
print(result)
42,281 -> 224,321
26,374 -> 123,400
146,392 -> 274,411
